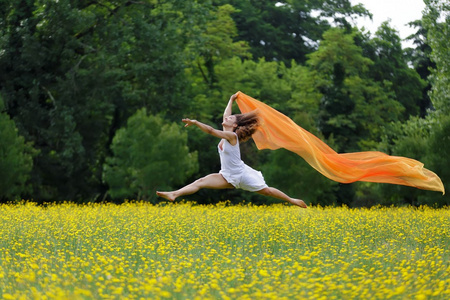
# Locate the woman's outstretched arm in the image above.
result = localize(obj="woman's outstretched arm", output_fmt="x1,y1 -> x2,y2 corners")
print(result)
182,118 -> 236,143
223,93 -> 237,123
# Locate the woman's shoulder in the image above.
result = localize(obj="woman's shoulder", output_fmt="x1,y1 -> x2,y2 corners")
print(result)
227,132 -> 238,146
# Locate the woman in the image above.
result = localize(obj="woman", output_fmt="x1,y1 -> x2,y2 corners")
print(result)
156,93 -> 307,208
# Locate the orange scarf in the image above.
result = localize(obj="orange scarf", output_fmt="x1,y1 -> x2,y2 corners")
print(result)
236,92 -> 445,194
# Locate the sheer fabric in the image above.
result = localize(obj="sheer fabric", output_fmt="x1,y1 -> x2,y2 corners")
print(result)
235,92 -> 445,194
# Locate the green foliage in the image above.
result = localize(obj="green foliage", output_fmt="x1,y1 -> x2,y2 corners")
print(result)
404,20 -> 434,117
213,0 -> 371,64
377,0 -> 450,206
103,109 -> 198,202
0,97 -> 36,201
360,22 -> 426,119
0,0 -> 205,201
423,0 -> 450,114
216,57 -> 291,110
425,116 -> 450,204
422,0 -> 450,205
376,117 -> 433,205
0,0 -> 442,206
189,4 -> 251,89
375,115 -> 449,206
306,28 -> 404,153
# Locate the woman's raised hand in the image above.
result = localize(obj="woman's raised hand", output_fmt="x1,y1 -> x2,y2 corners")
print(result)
182,118 -> 196,127
230,93 -> 238,102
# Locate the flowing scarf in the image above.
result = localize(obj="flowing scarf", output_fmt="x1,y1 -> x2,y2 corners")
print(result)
236,92 -> 445,194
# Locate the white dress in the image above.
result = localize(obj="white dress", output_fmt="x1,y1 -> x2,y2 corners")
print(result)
218,134 -> 268,192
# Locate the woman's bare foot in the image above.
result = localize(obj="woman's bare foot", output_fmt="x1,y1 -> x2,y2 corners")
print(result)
292,199 -> 307,208
156,191 -> 177,201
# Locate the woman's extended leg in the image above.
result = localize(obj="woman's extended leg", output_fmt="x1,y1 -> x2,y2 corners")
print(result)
156,173 -> 234,201
256,187 -> 307,208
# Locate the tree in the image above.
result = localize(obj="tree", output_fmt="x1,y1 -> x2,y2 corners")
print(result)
103,109 -> 198,202
213,0 -> 370,64
423,0 -> 449,115
377,117 -> 436,206
188,4 -> 251,90
420,0 -> 449,205
378,0 -> 449,206
307,28 -> 403,153
404,20 -> 435,117
304,28 -> 405,205
360,22 -> 426,120
0,0 -> 206,201
184,3 -> 252,129
0,97 -> 36,201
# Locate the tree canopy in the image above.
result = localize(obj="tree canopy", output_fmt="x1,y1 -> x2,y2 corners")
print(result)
0,0 -> 447,206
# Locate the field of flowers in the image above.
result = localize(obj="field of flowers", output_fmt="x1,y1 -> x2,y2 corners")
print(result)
0,201 -> 449,299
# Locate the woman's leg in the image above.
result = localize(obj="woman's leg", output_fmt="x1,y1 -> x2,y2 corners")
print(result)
256,187 -> 307,208
156,173 -> 234,201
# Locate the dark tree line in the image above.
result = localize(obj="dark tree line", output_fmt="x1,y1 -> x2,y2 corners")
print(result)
1,0 -> 448,206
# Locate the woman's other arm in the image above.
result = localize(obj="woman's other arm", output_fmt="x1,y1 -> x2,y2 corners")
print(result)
182,118 -> 236,143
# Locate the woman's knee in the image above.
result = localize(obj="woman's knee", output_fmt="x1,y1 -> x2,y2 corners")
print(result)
257,187 -> 272,196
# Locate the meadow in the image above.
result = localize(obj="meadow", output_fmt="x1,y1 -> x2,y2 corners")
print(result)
0,202 -> 449,300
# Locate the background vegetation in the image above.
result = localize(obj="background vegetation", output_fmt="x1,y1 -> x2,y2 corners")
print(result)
0,0 -> 448,206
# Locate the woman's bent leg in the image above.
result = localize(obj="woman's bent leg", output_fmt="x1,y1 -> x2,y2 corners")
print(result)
156,173 -> 234,201
256,187 -> 307,208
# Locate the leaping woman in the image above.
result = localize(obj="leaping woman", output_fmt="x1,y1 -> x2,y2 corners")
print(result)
156,93 -> 307,208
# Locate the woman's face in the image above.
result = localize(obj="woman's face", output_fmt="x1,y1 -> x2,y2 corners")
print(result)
222,115 -> 237,128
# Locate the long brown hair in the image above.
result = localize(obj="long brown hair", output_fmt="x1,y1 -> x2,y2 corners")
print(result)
234,111 -> 259,142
